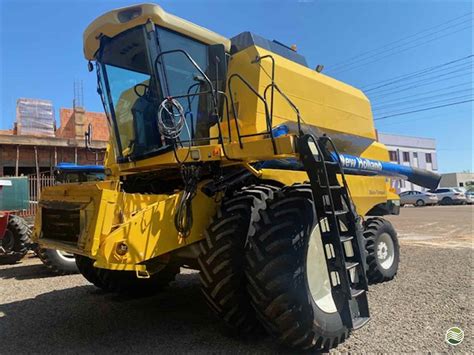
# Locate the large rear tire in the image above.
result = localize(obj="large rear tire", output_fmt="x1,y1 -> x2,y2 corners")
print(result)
38,248 -> 79,275
198,185 -> 278,334
0,215 -> 31,264
363,217 -> 399,284
246,185 -> 349,351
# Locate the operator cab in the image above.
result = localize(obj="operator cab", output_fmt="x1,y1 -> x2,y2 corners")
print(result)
91,9 -> 227,162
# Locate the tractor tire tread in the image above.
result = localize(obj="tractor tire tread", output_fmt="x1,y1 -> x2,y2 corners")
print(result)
75,254 -> 108,289
1,215 -> 31,264
198,184 -> 277,334
363,217 -> 400,284
37,248 -> 78,275
246,184 -> 349,351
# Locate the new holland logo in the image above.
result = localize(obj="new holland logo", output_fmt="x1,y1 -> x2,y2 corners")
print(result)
445,327 -> 464,345
339,154 -> 383,172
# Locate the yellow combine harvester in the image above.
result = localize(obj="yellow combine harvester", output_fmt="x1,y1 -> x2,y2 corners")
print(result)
33,3 -> 438,350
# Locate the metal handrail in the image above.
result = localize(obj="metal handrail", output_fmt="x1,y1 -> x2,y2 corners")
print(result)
227,73 -> 276,153
252,55 -> 276,122
263,83 -> 303,135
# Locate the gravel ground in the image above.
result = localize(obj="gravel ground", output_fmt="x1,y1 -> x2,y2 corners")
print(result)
1,206 -> 472,353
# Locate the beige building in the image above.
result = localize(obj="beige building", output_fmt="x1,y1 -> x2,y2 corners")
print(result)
378,132 -> 437,193
439,172 -> 474,189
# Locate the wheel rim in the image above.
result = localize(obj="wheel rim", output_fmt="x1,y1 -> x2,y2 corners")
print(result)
306,219 -> 338,314
376,233 -> 395,270
55,250 -> 76,262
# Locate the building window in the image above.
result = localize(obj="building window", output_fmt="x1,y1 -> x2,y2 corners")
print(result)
413,152 -> 418,158
460,182 -> 464,187
425,153 -> 432,163
403,152 -> 410,162
389,151 -> 398,162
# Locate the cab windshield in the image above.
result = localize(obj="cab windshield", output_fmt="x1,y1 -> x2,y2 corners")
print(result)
97,25 -> 214,160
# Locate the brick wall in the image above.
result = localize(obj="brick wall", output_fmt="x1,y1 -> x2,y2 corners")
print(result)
56,108 -> 109,141
0,144 -> 105,176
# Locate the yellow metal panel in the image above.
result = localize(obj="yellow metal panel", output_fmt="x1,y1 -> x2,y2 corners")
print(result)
94,188 -> 216,269
84,3 -> 230,60
220,45 -> 375,143
35,180 -> 217,271
260,168 -> 387,217
115,135 -> 296,173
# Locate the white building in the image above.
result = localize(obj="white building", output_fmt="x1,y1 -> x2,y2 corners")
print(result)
378,132 -> 438,193
439,172 -> 474,189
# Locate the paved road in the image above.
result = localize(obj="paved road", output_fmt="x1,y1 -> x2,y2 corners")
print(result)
1,206 -> 472,353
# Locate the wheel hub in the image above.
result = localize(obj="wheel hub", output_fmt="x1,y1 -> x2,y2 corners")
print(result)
376,233 -> 395,270
377,242 -> 388,260
306,219 -> 350,314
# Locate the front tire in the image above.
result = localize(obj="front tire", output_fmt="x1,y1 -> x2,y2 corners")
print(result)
96,264 -> 179,296
198,184 -> 277,334
246,185 -> 349,350
38,248 -> 79,275
75,255 -> 107,289
363,217 -> 399,284
415,199 -> 425,207
76,254 -> 179,296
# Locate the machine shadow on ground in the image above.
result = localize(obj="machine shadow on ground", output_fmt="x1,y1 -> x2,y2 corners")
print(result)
0,260 -> 59,280
0,272 -> 310,354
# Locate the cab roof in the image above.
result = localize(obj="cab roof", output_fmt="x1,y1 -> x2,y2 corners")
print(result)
83,3 -> 231,60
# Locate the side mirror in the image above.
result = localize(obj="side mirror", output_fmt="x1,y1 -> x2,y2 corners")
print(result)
84,123 -> 93,150
88,61 -> 94,72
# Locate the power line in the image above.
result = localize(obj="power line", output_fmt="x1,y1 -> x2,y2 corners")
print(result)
374,99 -> 473,120
328,12 -> 473,73
330,20 -> 472,73
376,110 -> 468,126
373,94 -> 474,116
372,88 -> 473,111
368,64 -> 472,96
375,111 -> 453,126
361,55 -> 473,90
329,12 -> 473,70
370,82 -> 472,107
368,69 -> 472,99
330,25 -> 472,75
369,72 -> 472,101
363,55 -> 473,92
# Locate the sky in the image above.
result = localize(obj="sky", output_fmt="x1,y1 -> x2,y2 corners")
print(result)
0,0 -> 472,173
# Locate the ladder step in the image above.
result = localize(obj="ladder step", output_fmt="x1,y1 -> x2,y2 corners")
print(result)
346,261 -> 359,270
321,185 -> 343,190
351,288 -> 365,298
325,210 -> 347,216
340,235 -> 354,243
352,316 -> 370,330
